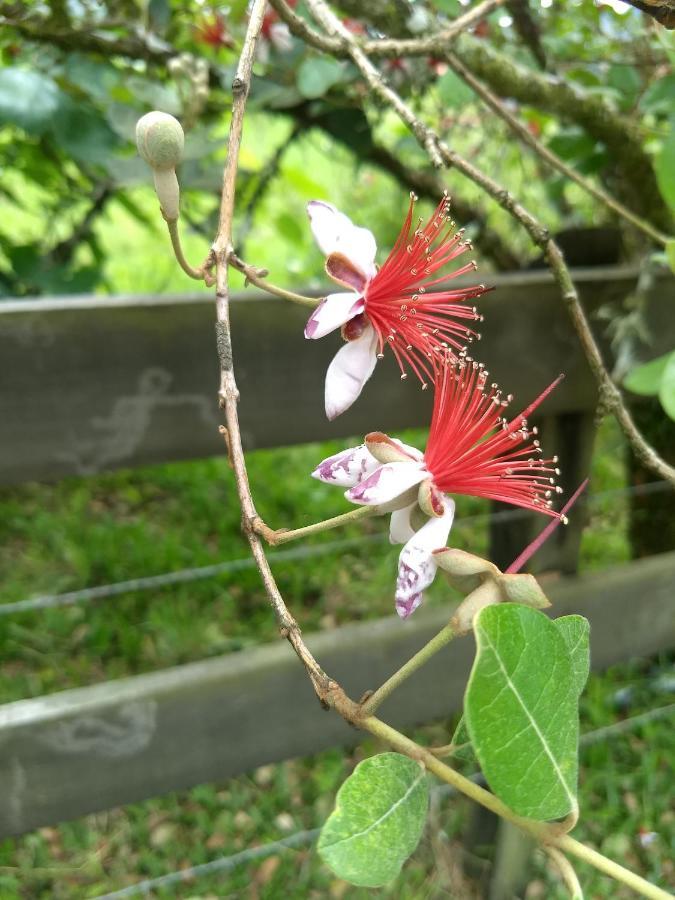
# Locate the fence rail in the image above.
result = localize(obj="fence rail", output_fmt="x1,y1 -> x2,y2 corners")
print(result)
1,551 -> 674,839
1,266 -> 673,485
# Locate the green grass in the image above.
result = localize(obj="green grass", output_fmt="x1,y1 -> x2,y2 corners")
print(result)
0,415 -> 673,897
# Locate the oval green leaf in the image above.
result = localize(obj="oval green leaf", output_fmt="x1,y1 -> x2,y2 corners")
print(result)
623,352 -> 671,396
554,615 -> 590,697
296,57 -> 345,99
658,350 -> 675,421
465,604 -> 579,821
0,68 -> 63,135
318,752 -> 429,887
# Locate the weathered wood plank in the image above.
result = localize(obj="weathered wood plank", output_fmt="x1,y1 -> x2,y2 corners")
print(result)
0,551 -> 673,838
1,267 -> 672,484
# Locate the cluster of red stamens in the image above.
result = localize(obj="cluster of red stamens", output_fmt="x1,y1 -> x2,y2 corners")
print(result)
424,356 -> 566,520
363,192 -> 488,386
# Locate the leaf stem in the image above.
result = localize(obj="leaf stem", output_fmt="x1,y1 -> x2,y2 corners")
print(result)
359,622 -> 457,716
254,505 -> 378,545
228,252 -> 320,307
546,846 -> 584,899
166,219 -> 213,284
360,715 -> 671,900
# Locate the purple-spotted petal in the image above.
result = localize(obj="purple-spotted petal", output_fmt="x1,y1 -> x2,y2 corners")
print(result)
395,497 -> 455,619
346,460 -> 427,506
307,201 -> 377,280
325,325 -> 378,420
311,444 -> 379,488
389,502 -> 417,545
305,292 -> 364,340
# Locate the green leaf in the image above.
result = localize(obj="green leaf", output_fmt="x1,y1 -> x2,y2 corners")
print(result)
666,239 -> 675,275
465,604 -> 579,821
63,55 -> 121,102
51,101 -> 119,165
318,752 -> 429,887
554,615 -> 590,697
640,74 -> 675,115
623,352 -> 671,396
296,58 -> 345,99
658,350 -> 675,421
655,124 -> 675,214
436,70 -> 475,109
0,68 -> 63,135
448,716 -> 477,763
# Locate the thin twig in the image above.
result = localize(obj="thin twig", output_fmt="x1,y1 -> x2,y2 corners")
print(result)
300,0 -> 675,489
546,846 -> 584,899
228,253 -> 319,307
268,0 -> 505,56
254,505 -> 377,545
359,622 -> 458,716
208,0 -> 329,699
166,219 -> 214,284
443,53 -> 669,247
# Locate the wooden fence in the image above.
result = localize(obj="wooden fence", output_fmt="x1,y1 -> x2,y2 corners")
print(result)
0,266 -> 674,848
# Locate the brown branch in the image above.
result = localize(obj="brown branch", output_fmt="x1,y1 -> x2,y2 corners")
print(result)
443,53 -> 670,246
269,0 -> 671,231
209,0 -> 329,699
300,0 -> 675,488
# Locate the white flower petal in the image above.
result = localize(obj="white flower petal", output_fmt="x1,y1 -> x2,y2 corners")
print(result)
395,497 -> 455,619
311,444 -> 379,488
394,439 -> 425,461
389,502 -> 417,544
307,201 -> 377,280
346,460 -> 427,506
305,292 -> 364,340
325,326 -> 378,420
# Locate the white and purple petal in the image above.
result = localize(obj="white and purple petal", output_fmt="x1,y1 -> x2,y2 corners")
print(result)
395,497 -> 455,619
389,502 -> 417,545
305,292 -> 364,340
346,459 -> 427,506
324,325 -> 378,420
307,201 -> 377,280
311,444 -> 379,488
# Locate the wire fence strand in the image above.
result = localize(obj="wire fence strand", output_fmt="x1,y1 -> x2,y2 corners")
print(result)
1,480 -> 670,618
91,702 -> 675,899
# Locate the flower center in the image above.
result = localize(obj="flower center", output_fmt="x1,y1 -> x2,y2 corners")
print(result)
342,313 -> 369,341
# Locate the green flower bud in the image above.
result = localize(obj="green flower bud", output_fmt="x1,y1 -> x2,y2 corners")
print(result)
136,111 -> 184,171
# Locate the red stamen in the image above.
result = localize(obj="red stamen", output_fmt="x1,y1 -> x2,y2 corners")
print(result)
362,193 -> 489,384
424,359 -> 565,518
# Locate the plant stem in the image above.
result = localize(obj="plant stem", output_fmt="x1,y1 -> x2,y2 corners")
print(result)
208,0 -> 330,699
255,505 -> 378,545
228,253 -> 319,308
360,715 -> 671,900
546,846 -> 584,899
166,219 -> 212,283
360,622 -> 457,716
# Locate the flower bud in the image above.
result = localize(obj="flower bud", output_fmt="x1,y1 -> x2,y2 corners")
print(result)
497,573 -> 550,609
136,111 -> 184,171
152,169 -> 180,222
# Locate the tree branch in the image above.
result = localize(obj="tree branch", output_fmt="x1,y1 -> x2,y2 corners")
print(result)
209,0 -> 329,699
443,52 -> 670,246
